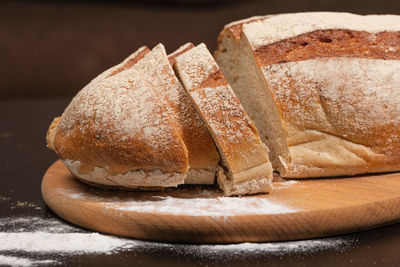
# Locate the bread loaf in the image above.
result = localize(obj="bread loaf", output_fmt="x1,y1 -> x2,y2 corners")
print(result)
174,44 -> 273,196
216,12 -> 400,178
48,11 -> 400,195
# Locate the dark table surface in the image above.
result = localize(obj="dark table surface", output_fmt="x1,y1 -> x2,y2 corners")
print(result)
1,98 -> 400,266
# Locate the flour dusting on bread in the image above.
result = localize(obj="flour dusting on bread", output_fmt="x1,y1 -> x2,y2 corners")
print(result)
242,12 -> 400,48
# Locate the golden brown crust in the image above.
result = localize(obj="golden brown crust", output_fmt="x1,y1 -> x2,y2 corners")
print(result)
55,107 -> 188,175
53,48 -> 189,187
46,116 -> 61,151
50,44 -> 219,189
262,58 -> 400,176
254,30 -> 400,66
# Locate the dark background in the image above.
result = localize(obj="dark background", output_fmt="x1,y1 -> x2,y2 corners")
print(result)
1,0 -> 400,99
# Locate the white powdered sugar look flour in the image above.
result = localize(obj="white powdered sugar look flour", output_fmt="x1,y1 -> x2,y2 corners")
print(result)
0,216 -> 139,266
0,216 -> 355,262
175,43 -> 217,89
242,12 -> 400,48
0,255 -> 57,267
113,195 -> 296,216
56,185 -> 297,216
0,199 -> 355,266
0,217 -> 138,254
0,232 -> 136,254
0,186 -> 353,266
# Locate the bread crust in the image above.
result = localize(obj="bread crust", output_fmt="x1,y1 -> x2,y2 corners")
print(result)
264,57 -> 400,177
53,48 -> 189,188
220,12 -> 400,46
254,30 -> 400,66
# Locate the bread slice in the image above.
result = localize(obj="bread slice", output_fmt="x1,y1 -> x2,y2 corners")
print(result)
216,12 -> 400,178
174,43 -> 273,196
50,47 -> 189,188
132,43 -> 220,184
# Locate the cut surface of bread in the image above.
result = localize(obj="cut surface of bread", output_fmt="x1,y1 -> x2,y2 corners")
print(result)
51,47 -> 190,188
174,43 -> 273,196
216,12 -> 400,178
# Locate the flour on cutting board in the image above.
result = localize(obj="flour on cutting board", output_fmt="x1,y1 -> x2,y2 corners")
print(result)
111,196 -> 297,216
57,184 -> 299,217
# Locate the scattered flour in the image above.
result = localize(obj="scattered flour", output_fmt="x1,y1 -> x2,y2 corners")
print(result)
0,183 -> 352,265
0,232 -> 137,254
196,238 -> 353,255
10,201 -> 41,210
0,195 -> 10,201
0,216 -> 138,266
111,195 -> 297,216
242,12 -> 400,48
274,180 -> 299,189
56,186 -> 297,216
0,215 -> 356,266
0,255 -> 57,267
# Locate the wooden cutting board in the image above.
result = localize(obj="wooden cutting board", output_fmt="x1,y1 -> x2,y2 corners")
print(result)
42,160 -> 400,243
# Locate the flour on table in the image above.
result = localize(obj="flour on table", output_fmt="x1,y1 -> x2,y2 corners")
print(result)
10,201 -> 42,210
0,255 -> 57,267
0,216 -> 139,266
0,232 -> 138,254
191,237 -> 355,256
0,215 -> 356,266
0,195 -> 10,201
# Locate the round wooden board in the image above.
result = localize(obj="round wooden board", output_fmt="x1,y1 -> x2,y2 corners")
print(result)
42,160 -> 400,243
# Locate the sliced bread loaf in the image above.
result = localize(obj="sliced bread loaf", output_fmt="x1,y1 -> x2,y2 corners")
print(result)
174,43 -> 273,196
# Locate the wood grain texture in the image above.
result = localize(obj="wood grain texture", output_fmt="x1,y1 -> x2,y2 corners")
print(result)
42,160 -> 400,243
